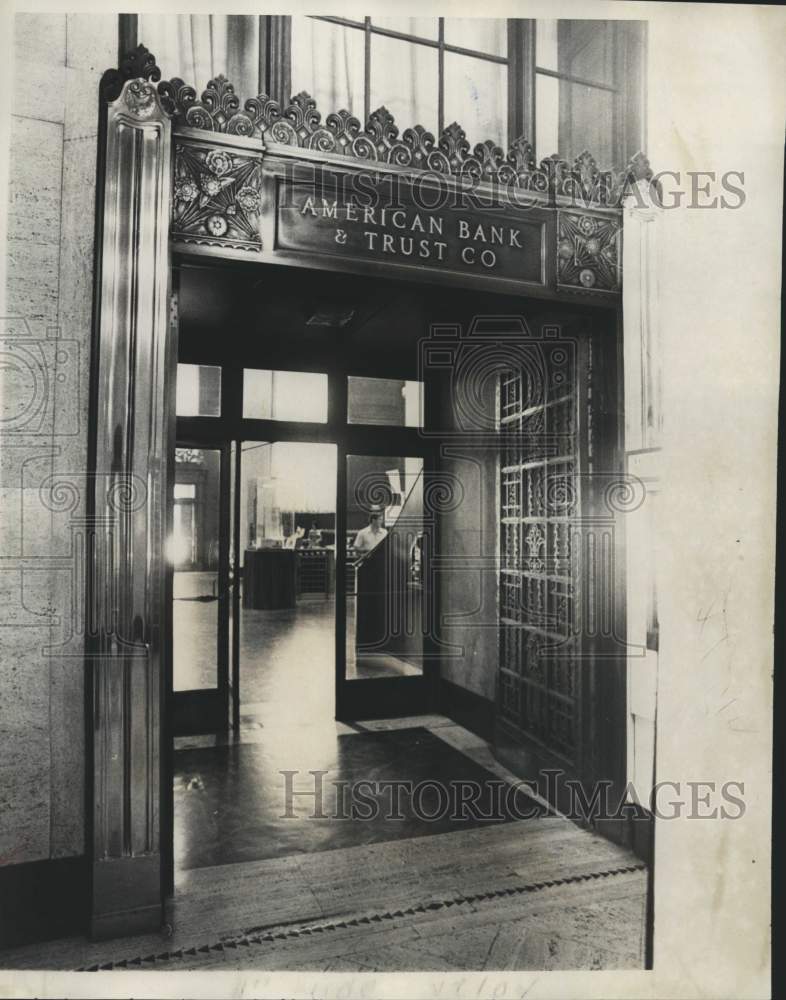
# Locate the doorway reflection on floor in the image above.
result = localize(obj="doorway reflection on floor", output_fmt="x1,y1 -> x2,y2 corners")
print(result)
172,572 -> 218,691
173,582 -> 422,725
173,587 -> 347,874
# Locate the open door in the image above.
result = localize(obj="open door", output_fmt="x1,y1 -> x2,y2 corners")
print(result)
337,447 -> 437,719
494,315 -> 627,823
170,440 -> 232,735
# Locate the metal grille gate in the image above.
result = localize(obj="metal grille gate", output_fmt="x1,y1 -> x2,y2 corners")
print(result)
497,332 -> 588,767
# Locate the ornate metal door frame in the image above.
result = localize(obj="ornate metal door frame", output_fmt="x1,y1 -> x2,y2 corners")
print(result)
86,44 -> 653,937
87,54 -> 173,939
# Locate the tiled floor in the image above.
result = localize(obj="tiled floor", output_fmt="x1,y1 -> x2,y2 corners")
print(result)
173,725 -> 546,870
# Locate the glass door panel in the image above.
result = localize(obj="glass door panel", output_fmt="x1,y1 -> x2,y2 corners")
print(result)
171,445 -> 230,734
345,454 -> 426,682
228,440 -> 239,730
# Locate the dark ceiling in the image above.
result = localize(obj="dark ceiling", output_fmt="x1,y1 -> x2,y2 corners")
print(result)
175,258 -> 613,379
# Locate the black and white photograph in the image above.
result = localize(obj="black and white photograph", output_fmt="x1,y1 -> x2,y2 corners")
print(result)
0,1 -> 780,997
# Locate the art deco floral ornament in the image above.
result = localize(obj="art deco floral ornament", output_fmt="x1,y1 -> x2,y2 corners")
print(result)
172,142 -> 262,250
557,213 -> 620,290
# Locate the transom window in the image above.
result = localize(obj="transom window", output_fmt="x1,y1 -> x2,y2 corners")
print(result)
131,14 -> 644,167
291,16 -> 509,148
535,19 -> 627,169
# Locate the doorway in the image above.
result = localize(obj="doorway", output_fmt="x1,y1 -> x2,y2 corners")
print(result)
163,260 -> 626,896
168,426 -> 437,879
165,267 -> 443,886
169,372 -> 436,739
236,439 -> 337,731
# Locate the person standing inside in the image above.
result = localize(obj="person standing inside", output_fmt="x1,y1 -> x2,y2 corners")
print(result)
353,505 -> 387,562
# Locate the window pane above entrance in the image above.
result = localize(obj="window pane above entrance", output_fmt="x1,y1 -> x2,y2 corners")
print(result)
347,377 -> 424,428
176,363 -> 221,417
369,33 -> 439,134
536,72 -> 615,166
290,17 -> 365,118
536,19 -> 617,87
444,51 -> 507,148
443,18 -> 507,58
371,17 -> 439,41
243,369 -> 328,423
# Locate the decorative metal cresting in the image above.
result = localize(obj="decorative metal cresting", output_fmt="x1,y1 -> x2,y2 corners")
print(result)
157,70 -> 654,207
102,46 -> 658,292
99,42 -> 162,102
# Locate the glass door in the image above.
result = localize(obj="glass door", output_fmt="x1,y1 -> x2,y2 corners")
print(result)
337,447 -> 436,719
169,361 -> 439,729
170,441 -> 232,734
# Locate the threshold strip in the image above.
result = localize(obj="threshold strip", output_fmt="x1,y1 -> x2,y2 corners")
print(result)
78,862 -> 646,971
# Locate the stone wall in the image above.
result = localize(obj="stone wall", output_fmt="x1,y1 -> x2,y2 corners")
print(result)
0,13 -> 117,865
